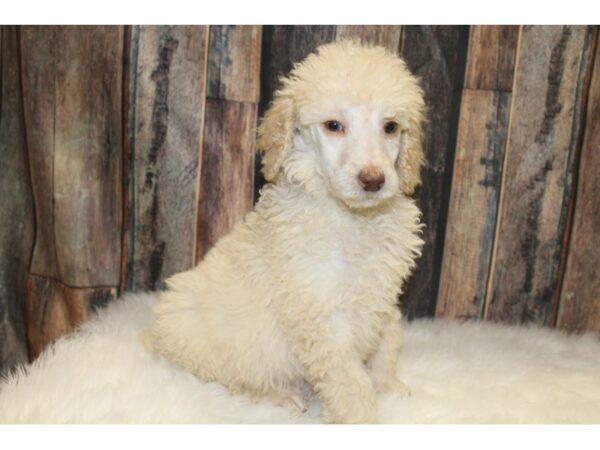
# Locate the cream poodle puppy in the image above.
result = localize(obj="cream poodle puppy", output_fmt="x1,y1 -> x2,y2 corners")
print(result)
148,41 -> 426,424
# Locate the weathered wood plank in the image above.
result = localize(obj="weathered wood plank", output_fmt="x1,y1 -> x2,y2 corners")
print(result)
465,25 -> 519,91
436,26 -> 518,321
52,26 -> 123,286
436,90 -> 512,320
0,26 -> 34,374
120,25 -> 133,292
557,33 -> 600,333
127,26 -> 209,290
485,26 -> 595,325
25,274 -> 116,360
20,26 -> 123,287
335,26 -> 402,52
19,26 -> 61,280
20,26 -> 124,358
195,25 -> 262,261
207,25 -> 262,103
398,26 -> 470,319
196,99 -> 257,260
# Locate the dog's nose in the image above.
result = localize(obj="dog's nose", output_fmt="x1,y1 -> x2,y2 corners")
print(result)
358,167 -> 385,192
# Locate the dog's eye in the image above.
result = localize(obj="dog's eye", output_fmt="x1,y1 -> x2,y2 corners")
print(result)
324,120 -> 344,133
384,121 -> 399,134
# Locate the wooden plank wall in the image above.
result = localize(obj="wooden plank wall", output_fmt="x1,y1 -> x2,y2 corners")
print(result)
557,34 -> 600,332
0,26 -> 34,373
126,25 -> 209,291
0,25 -> 599,372
438,25 -> 598,328
437,26 -> 519,320
20,26 -> 123,359
399,26 -> 470,319
485,26 -> 594,326
196,25 -> 261,261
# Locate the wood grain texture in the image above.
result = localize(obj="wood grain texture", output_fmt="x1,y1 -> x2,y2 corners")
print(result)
437,90 -> 511,319
485,26 -> 595,325
25,274 -> 116,360
465,26 -> 519,91
398,26 -> 470,319
19,26 -> 124,359
436,26 -> 519,321
0,26 -> 34,374
335,26 -> 402,52
557,34 -> 600,333
207,25 -> 262,103
126,26 -> 209,290
196,99 -> 257,260
52,27 -> 123,286
194,26 -> 262,261
20,26 -> 123,287
19,27 -> 60,280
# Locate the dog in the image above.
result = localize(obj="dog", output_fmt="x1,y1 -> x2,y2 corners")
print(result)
148,40 -> 426,424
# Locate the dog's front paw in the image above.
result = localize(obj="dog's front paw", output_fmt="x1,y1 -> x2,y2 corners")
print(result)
320,378 -> 378,424
324,401 -> 377,424
374,377 -> 412,397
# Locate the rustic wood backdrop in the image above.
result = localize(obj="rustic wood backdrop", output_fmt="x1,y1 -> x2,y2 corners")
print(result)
0,25 -> 598,375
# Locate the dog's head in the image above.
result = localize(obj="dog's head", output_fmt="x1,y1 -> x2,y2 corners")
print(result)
257,40 -> 426,209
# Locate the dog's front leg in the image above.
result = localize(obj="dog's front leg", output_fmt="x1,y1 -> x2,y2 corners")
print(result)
368,312 -> 411,397
286,316 -> 378,424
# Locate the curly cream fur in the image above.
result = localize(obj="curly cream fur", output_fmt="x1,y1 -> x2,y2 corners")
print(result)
149,41 -> 426,424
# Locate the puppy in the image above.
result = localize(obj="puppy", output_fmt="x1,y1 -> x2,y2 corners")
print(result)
148,41 -> 426,424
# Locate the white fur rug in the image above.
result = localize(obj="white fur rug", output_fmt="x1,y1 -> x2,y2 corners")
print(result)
1,292 -> 599,424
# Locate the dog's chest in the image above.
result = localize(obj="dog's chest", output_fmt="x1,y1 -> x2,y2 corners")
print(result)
316,239 -> 354,281
316,236 -> 392,358
307,220 -> 401,294
270,196 -> 419,358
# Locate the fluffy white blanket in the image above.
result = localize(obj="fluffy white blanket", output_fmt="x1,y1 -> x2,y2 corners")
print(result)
1,293 -> 598,423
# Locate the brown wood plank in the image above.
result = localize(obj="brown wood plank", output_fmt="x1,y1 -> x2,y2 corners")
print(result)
0,26 -> 34,373
485,26 -> 595,325
465,25 -> 519,91
195,26 -> 262,261
25,274 -> 116,360
436,26 -> 519,321
20,26 -> 124,358
127,26 -> 209,290
19,26 -> 61,280
207,25 -> 262,103
120,25 -> 133,292
52,26 -> 123,286
196,99 -> 257,260
436,89 -> 512,320
335,26 -> 402,52
398,26 -> 470,319
557,33 -> 600,333
20,26 -> 123,287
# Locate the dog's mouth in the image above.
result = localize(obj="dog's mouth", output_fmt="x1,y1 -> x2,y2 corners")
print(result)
337,188 -> 396,211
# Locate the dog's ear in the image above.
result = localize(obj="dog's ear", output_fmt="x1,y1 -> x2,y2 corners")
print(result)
400,119 -> 425,196
256,92 -> 295,182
